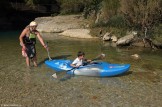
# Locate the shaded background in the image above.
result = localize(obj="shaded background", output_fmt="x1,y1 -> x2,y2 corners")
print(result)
0,0 -> 60,31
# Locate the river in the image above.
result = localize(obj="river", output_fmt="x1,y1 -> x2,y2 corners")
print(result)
0,31 -> 161,107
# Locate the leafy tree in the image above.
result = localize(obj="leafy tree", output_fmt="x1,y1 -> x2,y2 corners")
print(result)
25,0 -> 59,12
25,0 -> 34,6
58,0 -> 85,14
57,0 -> 102,15
120,0 -> 162,33
101,0 -> 120,20
94,0 -> 120,25
82,0 -> 102,18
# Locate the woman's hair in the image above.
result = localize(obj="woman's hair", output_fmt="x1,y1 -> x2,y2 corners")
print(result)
77,51 -> 85,57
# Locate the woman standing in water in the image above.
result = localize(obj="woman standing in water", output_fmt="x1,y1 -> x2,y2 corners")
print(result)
19,21 -> 48,67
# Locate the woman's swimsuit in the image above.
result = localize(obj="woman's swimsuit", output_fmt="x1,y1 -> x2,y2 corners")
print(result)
23,33 -> 36,59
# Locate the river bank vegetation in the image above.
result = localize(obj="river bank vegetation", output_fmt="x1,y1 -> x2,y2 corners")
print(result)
25,0 -> 162,48
58,0 -> 162,42
1,0 -> 162,48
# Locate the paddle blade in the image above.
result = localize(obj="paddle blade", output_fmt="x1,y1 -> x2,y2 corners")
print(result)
52,73 -> 57,78
100,53 -> 105,59
92,53 -> 105,61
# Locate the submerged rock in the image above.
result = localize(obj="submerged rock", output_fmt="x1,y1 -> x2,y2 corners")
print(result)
131,54 -> 140,60
59,29 -> 95,39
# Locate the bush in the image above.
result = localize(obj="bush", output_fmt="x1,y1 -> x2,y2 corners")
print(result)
107,15 -> 128,28
59,0 -> 84,14
152,24 -> 162,41
90,15 -> 128,28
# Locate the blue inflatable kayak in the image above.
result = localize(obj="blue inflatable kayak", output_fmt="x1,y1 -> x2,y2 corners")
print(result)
45,59 -> 130,77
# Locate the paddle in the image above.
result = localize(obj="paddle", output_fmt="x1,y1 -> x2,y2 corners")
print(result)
88,53 -> 105,63
46,42 -> 52,61
52,53 -> 106,80
93,53 -> 105,60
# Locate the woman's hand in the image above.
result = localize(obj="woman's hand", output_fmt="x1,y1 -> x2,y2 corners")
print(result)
21,44 -> 26,50
43,45 -> 48,50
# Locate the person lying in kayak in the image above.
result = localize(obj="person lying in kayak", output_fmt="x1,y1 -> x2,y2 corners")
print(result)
70,51 -> 91,68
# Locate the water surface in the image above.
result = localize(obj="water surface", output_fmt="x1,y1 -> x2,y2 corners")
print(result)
0,31 -> 161,107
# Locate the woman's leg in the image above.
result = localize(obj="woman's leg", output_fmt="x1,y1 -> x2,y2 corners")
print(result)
26,57 -> 30,67
32,56 -> 37,67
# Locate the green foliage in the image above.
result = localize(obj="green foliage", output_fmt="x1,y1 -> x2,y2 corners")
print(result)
90,26 -> 127,38
93,0 -> 162,38
102,0 -> 120,18
25,0 -> 59,12
85,0 -> 102,12
91,15 -> 128,29
109,27 -> 127,38
152,24 -> 162,40
83,0 -> 102,18
25,0 -> 56,5
120,0 -> 162,32
58,0 -> 85,14
58,0 -> 102,15
25,0 -> 35,6
22,0 -> 162,39
107,15 -> 128,28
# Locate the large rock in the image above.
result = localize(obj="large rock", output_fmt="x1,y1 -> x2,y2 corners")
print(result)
131,38 -> 145,47
102,32 -> 111,41
152,39 -> 162,49
35,15 -> 88,33
116,34 -> 134,46
111,35 -> 118,42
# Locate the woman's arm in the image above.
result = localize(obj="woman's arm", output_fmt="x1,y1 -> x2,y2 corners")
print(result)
19,28 -> 27,49
36,32 -> 47,49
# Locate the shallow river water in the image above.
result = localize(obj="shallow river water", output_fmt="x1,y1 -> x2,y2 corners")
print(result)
0,31 -> 162,107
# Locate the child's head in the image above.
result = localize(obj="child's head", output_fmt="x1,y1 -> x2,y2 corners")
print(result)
77,51 -> 85,59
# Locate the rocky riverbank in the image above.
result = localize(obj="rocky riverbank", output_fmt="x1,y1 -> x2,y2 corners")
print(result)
35,15 -> 95,39
35,14 -> 162,49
